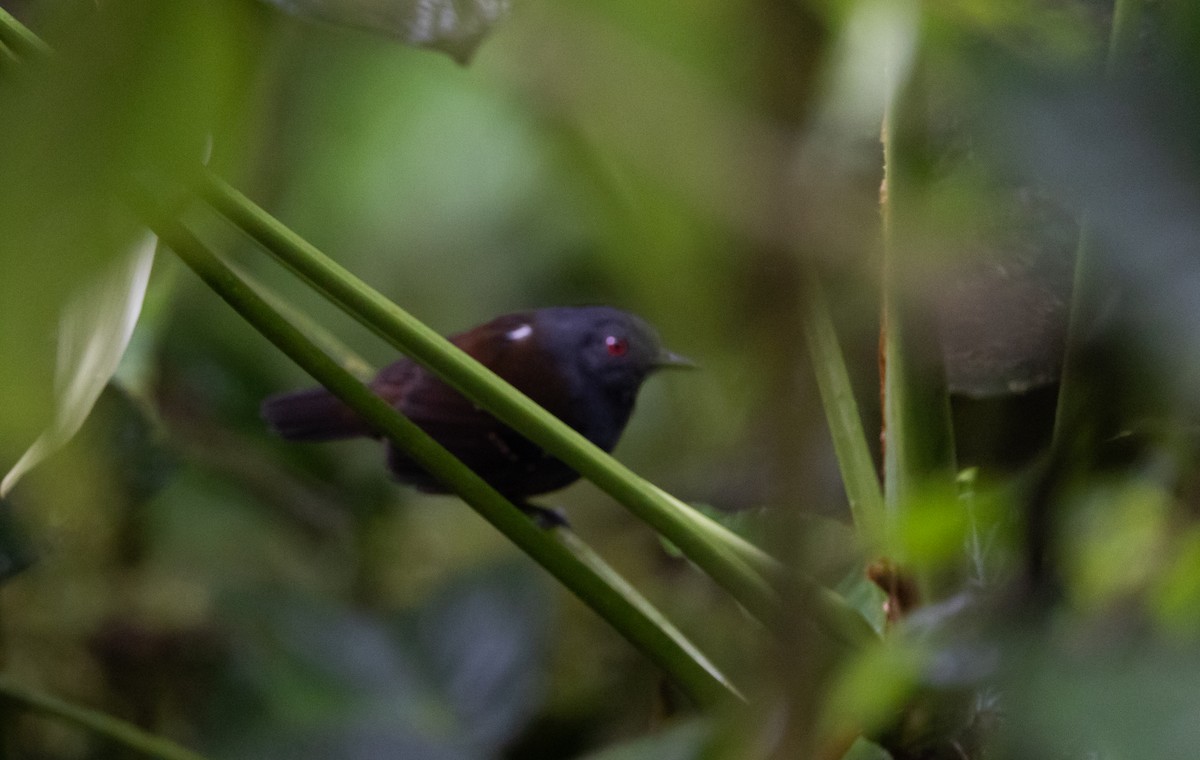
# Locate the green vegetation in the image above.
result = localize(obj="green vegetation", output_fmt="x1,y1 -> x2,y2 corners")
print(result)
3,0 -> 1199,758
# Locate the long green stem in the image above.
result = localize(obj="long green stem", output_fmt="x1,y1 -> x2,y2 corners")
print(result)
803,273 -> 886,546
147,211 -> 742,708
880,70 -> 904,517
194,171 -> 781,622
0,677 -> 209,760
0,7 -> 49,62
231,259 -> 375,380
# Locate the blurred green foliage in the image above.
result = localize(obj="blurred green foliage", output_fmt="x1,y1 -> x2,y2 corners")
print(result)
0,0 -> 252,458
7,0 -> 1200,758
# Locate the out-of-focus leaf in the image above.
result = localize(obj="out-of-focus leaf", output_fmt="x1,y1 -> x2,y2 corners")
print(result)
229,729 -> 474,760
825,641 -> 925,745
889,475 -> 1008,582
1152,525 -> 1200,634
87,385 -> 181,507
579,719 -> 710,760
1063,477 -> 1171,611
998,633 -> 1200,760
932,187 -> 1077,398
210,560 -> 553,759
841,737 -> 893,760
415,558 -> 554,750
826,590 -> 996,758
0,0 -> 248,465
893,488 -> 973,571
816,0 -> 919,138
0,497 -> 36,583
960,24 -> 1200,422
1,238 -> 155,497
261,0 -> 511,63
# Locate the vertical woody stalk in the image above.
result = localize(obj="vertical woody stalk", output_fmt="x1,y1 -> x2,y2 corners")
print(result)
879,19 -> 957,599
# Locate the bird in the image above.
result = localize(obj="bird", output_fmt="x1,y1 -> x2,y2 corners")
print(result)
261,306 -> 692,524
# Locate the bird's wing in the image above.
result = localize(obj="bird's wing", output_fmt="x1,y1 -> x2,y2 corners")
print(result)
370,312 -> 577,455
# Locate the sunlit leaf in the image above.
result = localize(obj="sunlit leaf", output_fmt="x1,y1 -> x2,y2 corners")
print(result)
1151,526 -> 1200,634
824,641 -> 925,744
1063,478 -> 1172,611
1,238 -> 155,497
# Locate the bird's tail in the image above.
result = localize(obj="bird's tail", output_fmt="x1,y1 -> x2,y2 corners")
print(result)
261,387 -> 374,442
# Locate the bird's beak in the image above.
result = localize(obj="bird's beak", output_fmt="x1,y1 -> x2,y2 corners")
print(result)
654,348 -> 698,370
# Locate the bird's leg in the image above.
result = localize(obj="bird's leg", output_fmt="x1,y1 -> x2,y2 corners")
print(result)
514,501 -> 569,529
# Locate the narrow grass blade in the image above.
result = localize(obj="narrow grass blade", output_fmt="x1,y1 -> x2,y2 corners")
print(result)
804,272 -> 886,546
0,676 -> 209,760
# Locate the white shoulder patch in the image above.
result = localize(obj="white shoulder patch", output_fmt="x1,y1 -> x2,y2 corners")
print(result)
506,324 -> 533,341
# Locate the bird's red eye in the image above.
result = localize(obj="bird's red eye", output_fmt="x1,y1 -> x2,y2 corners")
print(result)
605,335 -> 629,357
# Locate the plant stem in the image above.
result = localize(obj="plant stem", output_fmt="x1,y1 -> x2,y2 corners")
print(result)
231,259 -> 375,380
879,51 -> 956,524
0,7 -> 49,62
803,273 -> 886,546
147,210 -> 743,709
0,677 -> 209,760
